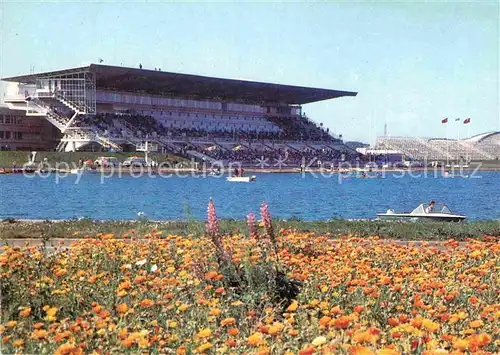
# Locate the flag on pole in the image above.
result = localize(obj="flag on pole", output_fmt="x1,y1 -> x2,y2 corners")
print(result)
441,118 -> 448,123
463,118 -> 471,124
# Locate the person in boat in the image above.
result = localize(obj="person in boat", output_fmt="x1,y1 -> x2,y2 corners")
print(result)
425,200 -> 435,213
360,172 -> 367,178
233,167 -> 239,177
239,168 -> 245,177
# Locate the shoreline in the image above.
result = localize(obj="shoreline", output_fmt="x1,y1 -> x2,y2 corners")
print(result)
2,218 -> 499,242
2,165 -> 500,175
2,217 -> 500,223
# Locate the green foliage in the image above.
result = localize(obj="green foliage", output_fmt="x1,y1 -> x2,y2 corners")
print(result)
1,219 -> 499,241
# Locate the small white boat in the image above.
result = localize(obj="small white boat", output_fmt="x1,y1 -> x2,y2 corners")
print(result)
226,176 -> 256,182
377,203 -> 466,222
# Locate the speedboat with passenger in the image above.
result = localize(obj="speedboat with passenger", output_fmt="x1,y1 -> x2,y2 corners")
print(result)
376,203 -> 466,222
226,175 -> 256,182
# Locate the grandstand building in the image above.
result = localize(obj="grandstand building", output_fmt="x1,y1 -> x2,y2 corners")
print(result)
2,64 -> 358,165
375,132 -> 500,162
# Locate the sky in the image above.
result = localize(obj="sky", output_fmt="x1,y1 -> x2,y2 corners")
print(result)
0,1 -> 498,144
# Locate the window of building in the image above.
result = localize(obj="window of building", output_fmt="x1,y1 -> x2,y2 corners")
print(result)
5,131 -> 10,139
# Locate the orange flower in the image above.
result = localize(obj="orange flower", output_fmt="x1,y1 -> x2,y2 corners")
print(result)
247,332 -> 263,346
54,342 -> 83,355
209,308 -> 221,316
334,316 -> 351,329
122,337 -> 135,348
353,330 -> 378,344
140,299 -> 154,308
354,305 -> 365,313
468,296 -> 479,305
19,307 -> 31,317
319,316 -> 332,328
12,339 -> 24,348
221,317 -> 236,326
387,318 -> 399,327
350,345 -> 375,355
227,328 -> 239,336
298,347 -> 315,355
31,329 -> 48,340
268,322 -> 284,336
116,303 -> 129,314
468,333 -> 492,350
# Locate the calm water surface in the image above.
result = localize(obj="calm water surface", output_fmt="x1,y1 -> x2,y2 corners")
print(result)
0,171 -> 498,221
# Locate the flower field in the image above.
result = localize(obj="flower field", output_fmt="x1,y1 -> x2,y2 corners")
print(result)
0,203 -> 499,354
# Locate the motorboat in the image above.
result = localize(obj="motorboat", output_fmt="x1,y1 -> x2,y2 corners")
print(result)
341,173 -> 383,180
376,203 -> 466,222
226,176 -> 256,182
444,171 -> 469,178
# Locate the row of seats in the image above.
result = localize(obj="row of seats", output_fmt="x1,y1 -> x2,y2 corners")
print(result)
376,137 -> 500,160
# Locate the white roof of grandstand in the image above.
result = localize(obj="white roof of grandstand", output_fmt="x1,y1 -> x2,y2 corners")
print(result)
464,131 -> 500,142
2,64 -> 357,105
378,132 -> 500,143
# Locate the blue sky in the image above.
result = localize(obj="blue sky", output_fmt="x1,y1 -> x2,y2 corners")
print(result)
1,1 -> 498,143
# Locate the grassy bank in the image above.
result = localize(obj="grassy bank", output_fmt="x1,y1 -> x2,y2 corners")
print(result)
0,151 -> 188,168
1,218 -> 499,241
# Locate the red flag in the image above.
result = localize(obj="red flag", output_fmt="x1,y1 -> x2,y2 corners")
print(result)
441,118 -> 448,124
463,118 -> 471,124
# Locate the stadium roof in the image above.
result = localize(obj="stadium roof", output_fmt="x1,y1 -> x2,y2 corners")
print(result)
2,64 -> 357,105
465,131 -> 500,143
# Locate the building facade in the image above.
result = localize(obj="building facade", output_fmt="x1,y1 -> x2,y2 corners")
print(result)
0,107 -> 60,151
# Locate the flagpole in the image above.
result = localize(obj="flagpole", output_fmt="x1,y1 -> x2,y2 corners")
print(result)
457,119 -> 460,163
446,120 -> 449,166
467,120 -> 471,162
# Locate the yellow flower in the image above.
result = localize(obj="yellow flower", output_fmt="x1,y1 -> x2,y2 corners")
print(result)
453,339 -> 469,351
469,320 -> 483,328
44,307 -> 58,322
196,342 -> 213,353
421,319 -> 440,333
197,328 -> 212,338
287,301 -> 298,312
312,336 -> 327,346
377,348 -> 400,355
